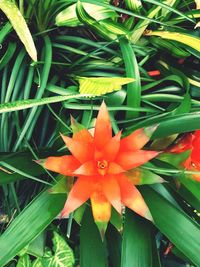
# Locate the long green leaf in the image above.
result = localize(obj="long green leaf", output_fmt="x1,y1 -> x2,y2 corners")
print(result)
119,37 -> 141,118
80,208 -> 108,267
0,0 -> 37,61
0,191 -> 66,266
0,94 -> 90,114
145,31 -> 200,53
153,112 -> 200,138
141,186 -> 200,266
121,210 -> 156,267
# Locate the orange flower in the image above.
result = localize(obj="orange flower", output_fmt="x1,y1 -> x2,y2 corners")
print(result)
40,102 -> 159,234
168,130 -> 200,181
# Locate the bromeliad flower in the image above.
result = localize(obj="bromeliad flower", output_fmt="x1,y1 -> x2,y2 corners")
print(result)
168,130 -> 200,181
40,102 -> 161,234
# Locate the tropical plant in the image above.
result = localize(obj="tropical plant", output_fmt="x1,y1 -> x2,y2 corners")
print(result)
0,0 -> 200,266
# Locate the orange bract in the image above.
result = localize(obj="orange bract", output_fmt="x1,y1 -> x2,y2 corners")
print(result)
42,102 -> 159,233
169,130 -> 200,181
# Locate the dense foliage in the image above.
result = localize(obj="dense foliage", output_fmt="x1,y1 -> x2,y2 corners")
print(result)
0,0 -> 200,266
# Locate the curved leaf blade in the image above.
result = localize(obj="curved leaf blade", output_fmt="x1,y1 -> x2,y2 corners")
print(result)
0,0 -> 37,61
145,31 -> 200,53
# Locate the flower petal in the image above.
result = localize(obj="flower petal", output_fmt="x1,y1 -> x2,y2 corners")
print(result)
117,174 -> 153,221
168,133 -> 193,153
61,134 -> 94,163
73,161 -> 97,176
94,101 -> 112,148
43,155 -> 80,176
115,150 -> 159,170
90,184 -> 111,237
191,130 -> 200,166
61,176 -> 94,217
107,162 -> 125,174
101,131 -> 121,161
71,116 -> 93,143
120,125 -> 157,152
102,175 -> 121,214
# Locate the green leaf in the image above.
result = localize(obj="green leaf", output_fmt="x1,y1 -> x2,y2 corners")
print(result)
119,37 -> 141,118
180,175 -> 200,203
0,152 -> 45,185
27,231 -> 46,258
99,19 -> 129,36
106,224 -> 122,267
125,0 -> 142,12
173,93 -> 191,115
75,0 -> 117,40
32,258 -> 43,267
145,30 -> 200,53
158,150 -> 191,168
49,176 -> 71,194
0,22 -> 12,44
50,231 -> 75,267
121,209 -> 157,267
141,186 -> 200,266
0,0 -> 37,61
77,76 -> 134,96
56,2 -> 116,27
152,112 -> 200,139
0,94 -> 90,114
0,191 -> 66,266
16,254 -> 31,267
80,208 -> 108,267
131,5 -> 162,43
110,208 -> 123,231
126,168 -> 165,185
0,42 -> 16,71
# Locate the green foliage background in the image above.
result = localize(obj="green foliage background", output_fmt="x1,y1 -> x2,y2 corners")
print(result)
0,0 -> 200,266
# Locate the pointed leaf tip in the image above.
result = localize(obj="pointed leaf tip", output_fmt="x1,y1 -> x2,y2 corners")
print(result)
95,221 -> 108,241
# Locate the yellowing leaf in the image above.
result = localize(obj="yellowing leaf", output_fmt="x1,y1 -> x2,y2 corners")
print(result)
195,0 -> 200,9
77,77 -> 135,96
195,21 -> 200,29
145,30 -> 200,53
0,0 -> 37,61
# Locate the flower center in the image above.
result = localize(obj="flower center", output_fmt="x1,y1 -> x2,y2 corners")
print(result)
97,160 -> 108,175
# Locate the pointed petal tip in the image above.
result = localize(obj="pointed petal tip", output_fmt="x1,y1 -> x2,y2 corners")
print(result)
34,159 -> 45,167
95,221 -> 108,241
145,209 -> 154,222
60,209 -> 69,219
70,114 -> 75,124
144,124 -> 159,138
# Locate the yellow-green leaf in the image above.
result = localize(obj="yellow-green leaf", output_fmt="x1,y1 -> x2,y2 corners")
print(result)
125,0 -> 142,12
145,30 -> 200,53
77,77 -> 135,96
0,0 -> 37,61
56,2 -> 116,27
131,5 -> 161,44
